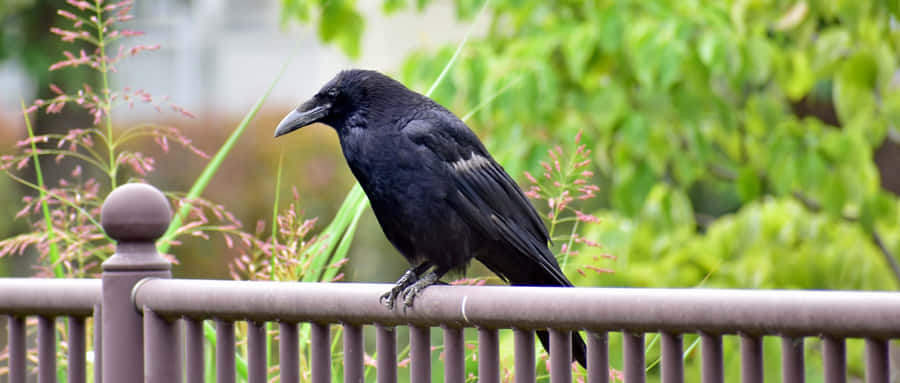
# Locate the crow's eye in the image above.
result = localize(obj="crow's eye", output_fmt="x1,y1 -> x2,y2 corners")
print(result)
327,88 -> 339,99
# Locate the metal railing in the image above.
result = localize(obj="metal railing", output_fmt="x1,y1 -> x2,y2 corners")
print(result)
1,183 -> 899,383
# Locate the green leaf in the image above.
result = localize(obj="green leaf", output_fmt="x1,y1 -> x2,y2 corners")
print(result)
737,167 -> 761,202
834,52 -> 877,127
563,26 -> 596,79
318,4 -> 365,58
798,149 -> 826,190
780,51 -> 814,100
382,0 -> 407,13
280,0 -> 312,23
612,162 -> 657,216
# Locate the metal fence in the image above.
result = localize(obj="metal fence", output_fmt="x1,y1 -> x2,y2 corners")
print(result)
2,183 -> 899,383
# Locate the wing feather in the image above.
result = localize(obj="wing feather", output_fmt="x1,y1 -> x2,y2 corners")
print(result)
403,118 -> 570,285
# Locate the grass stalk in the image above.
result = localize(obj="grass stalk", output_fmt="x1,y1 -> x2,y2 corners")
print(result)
22,100 -> 63,278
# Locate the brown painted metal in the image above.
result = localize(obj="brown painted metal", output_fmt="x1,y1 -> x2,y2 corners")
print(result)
661,332 -> 684,383
311,322 -> 331,383
549,328 -> 572,383
864,338 -> 889,383
740,334 -> 763,383
514,328 -> 536,383
375,324 -> 398,383
92,304 -> 101,383
701,333 -> 724,383
38,316 -> 56,383
132,280 -> 900,338
823,336 -> 846,383
144,307 -> 182,383
99,183 -> 173,383
343,323 -> 364,383
184,318 -> 205,383
442,326 -> 465,383
280,322 -> 300,383
247,321 -> 267,383
623,331 -> 645,383
67,316 -> 86,383
0,279 -> 99,316
409,325 -> 431,383
781,336 -> 804,383
8,315 -> 25,383
587,331 -> 608,383
216,320 -> 236,383
478,328 -> 500,383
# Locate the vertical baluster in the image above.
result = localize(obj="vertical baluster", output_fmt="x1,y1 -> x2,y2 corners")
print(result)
740,334 -> 763,383
38,316 -> 56,383
216,320 -> 236,383
661,332 -> 683,383
549,329 -> 572,383
823,336 -> 846,383
143,308 -> 182,383
410,326 -> 431,383
443,326 -> 465,383
514,329 -> 536,383
67,316 -> 86,383
92,304 -> 101,383
247,321 -> 267,383
376,324 -> 397,383
279,322 -> 300,383
623,332 -> 646,383
701,333 -> 724,383
479,328 -> 500,383
864,338 -> 889,383
185,318 -> 205,383
8,315 -> 26,383
311,322 -> 331,383
587,331 -> 609,383
344,323 -> 364,383
781,336 -> 805,383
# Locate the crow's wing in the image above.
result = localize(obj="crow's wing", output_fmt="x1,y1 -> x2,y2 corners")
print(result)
402,117 -> 570,286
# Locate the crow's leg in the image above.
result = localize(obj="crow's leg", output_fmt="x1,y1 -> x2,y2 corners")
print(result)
380,262 -> 432,309
400,267 -> 449,309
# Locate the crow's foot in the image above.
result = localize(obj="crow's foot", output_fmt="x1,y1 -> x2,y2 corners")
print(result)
380,268 -> 419,310
400,271 -> 439,310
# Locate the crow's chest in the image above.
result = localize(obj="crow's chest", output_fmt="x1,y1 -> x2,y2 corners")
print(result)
340,130 -> 447,205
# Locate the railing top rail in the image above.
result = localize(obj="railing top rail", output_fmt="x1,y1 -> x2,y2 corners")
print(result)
0,278 -> 100,317
133,279 -> 900,338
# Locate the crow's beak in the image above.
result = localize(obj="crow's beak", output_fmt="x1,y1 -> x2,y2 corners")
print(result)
274,102 -> 331,137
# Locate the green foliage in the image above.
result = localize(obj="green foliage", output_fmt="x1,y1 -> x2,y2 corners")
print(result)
278,0 -> 900,380
280,0 -> 365,58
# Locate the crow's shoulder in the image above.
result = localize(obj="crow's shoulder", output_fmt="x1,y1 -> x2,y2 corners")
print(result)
400,109 -> 488,163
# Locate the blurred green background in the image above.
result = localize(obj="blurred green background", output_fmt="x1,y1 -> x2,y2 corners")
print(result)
2,0 -> 900,381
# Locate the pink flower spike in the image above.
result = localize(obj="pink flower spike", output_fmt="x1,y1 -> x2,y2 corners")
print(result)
66,0 -> 92,11
49,83 -> 63,94
57,10 -> 78,20
50,27 -> 79,42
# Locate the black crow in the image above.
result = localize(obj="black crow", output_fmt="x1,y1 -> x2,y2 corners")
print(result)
274,69 -> 586,368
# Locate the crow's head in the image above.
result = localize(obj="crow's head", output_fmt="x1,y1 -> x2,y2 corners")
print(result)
274,69 -> 411,137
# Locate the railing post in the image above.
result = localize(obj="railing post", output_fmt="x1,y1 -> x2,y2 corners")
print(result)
100,183 -> 173,383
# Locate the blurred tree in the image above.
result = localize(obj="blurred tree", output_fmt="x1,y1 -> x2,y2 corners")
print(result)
281,0 -> 900,293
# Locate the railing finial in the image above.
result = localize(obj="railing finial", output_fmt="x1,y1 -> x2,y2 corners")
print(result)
101,182 -> 171,243
100,182 -> 172,271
